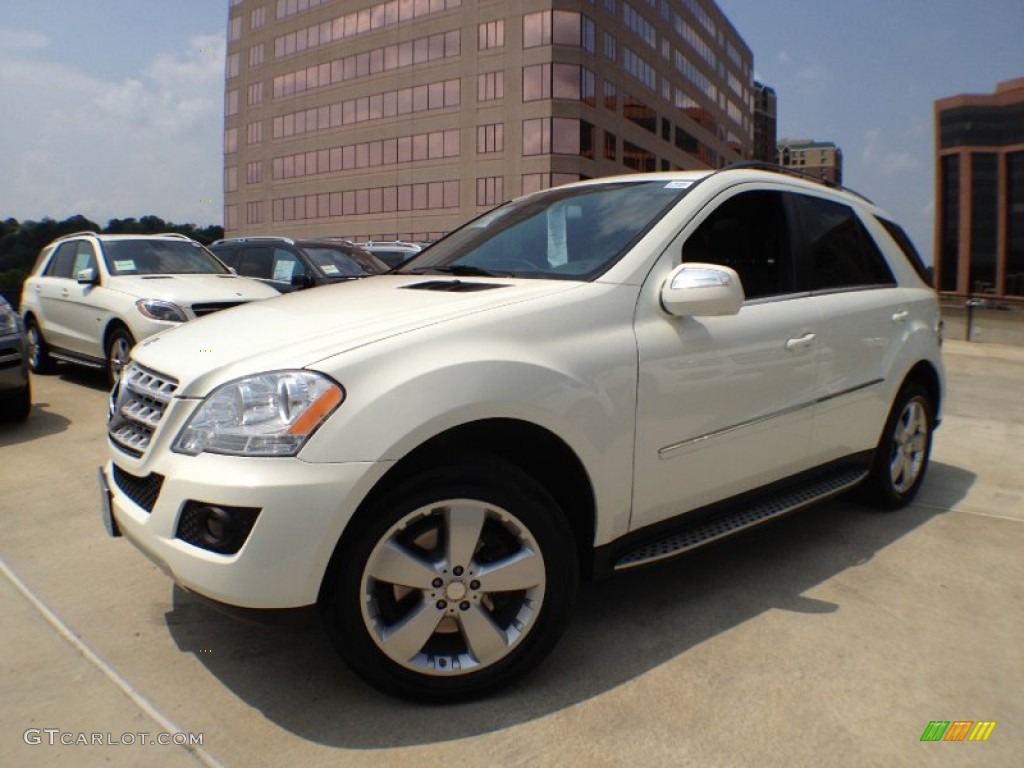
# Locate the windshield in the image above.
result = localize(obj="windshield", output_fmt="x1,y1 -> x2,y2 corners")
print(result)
303,246 -> 387,277
103,240 -> 229,275
399,181 -> 690,280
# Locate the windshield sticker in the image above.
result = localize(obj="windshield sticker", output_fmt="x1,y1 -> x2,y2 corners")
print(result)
273,261 -> 296,280
664,181 -> 693,189
321,264 -> 340,275
113,260 -> 136,272
546,206 -> 568,267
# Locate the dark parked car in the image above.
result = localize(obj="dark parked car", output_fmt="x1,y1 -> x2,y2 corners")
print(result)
210,237 -> 388,292
0,295 -> 31,422
355,240 -> 423,268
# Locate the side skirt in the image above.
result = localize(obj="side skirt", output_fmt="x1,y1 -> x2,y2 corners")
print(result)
592,454 -> 872,578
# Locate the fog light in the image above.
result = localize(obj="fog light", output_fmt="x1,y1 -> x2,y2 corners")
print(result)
176,501 -> 261,555
200,506 -> 232,545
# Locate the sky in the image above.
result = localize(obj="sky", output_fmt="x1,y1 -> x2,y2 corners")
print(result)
1,1 -> 1022,262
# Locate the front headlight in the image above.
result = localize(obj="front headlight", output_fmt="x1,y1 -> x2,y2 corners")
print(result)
173,371 -> 344,457
136,299 -> 187,322
0,302 -> 17,335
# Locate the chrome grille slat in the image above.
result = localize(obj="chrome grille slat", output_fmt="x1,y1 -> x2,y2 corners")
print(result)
108,363 -> 178,456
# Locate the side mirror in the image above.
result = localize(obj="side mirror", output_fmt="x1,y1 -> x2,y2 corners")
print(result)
76,267 -> 98,285
660,263 -> 744,317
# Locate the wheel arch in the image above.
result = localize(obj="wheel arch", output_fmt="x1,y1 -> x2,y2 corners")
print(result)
319,417 -> 598,605
901,359 -> 942,420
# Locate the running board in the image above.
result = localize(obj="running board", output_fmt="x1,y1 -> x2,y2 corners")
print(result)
50,351 -> 104,369
614,468 -> 868,571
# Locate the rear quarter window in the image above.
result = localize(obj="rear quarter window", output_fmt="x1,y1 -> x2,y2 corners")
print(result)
875,217 -> 932,286
796,196 -> 895,291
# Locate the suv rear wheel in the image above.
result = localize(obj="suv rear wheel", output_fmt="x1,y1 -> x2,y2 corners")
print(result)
321,457 -> 578,701
862,382 -> 934,509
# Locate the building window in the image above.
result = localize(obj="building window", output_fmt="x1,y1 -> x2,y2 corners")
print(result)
228,16 -> 242,42
623,140 -> 656,171
523,118 -> 590,156
477,176 -> 504,206
604,81 -> 617,111
249,44 -> 265,67
603,31 -> 616,61
523,10 -> 584,48
226,53 -> 240,79
478,71 -> 504,102
478,20 -> 504,50
523,64 -> 594,104
224,204 -> 238,232
247,161 -> 263,184
224,128 -> 238,154
477,123 -> 504,154
970,153 -> 999,294
247,82 -> 263,106
224,166 -> 238,193
247,201 -> 263,225
247,121 -> 262,145
604,131 -> 617,161
624,93 -> 655,133
273,181 -> 460,222
251,7 -> 266,29
1008,152 -> 1024,296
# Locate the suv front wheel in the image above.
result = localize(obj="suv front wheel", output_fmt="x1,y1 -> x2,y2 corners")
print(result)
106,327 -> 135,386
25,319 -> 57,374
321,457 -> 579,701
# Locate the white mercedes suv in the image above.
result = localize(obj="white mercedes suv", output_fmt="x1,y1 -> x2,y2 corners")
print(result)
21,232 -> 279,385
101,168 -> 944,701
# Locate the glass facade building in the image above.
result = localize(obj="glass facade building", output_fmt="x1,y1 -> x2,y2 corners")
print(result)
223,0 -> 755,241
934,78 -> 1024,299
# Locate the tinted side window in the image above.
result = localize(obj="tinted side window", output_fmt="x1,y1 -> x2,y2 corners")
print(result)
876,216 -> 931,285
797,196 -> 895,291
44,242 -> 79,278
237,247 -> 274,279
211,247 -> 239,268
272,248 -> 305,280
72,242 -> 97,275
683,190 -> 793,299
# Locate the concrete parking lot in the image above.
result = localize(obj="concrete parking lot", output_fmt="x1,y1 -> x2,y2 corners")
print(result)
1,340 -> 1021,767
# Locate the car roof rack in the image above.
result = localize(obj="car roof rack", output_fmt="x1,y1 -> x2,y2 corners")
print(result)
721,162 -> 873,204
211,236 -> 296,245
53,230 -> 100,241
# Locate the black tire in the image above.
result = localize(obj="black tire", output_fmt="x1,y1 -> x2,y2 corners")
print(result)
25,319 -> 57,374
861,382 -> 934,509
0,381 -> 31,423
321,456 -> 579,702
105,327 -> 135,387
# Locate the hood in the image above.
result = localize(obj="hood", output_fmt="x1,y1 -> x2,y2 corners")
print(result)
132,275 -> 580,396
109,273 -> 279,304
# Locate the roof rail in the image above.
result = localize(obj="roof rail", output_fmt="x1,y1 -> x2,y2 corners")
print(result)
156,233 -> 195,240
54,230 -> 99,241
212,236 -> 296,245
721,162 -> 873,204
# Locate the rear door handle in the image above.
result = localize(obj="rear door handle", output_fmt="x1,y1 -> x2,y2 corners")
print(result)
784,332 -> 816,351
892,310 -> 909,323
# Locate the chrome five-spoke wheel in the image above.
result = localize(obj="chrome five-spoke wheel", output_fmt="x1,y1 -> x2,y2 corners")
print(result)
323,457 -> 578,701
863,382 -> 934,509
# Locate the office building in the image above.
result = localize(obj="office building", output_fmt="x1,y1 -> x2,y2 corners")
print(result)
751,81 -> 776,163
934,77 -> 1024,299
777,138 -> 842,185
223,0 -> 755,241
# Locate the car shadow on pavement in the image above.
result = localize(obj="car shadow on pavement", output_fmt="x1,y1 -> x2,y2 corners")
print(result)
56,365 -> 110,393
0,399 -> 71,446
164,461 -> 974,748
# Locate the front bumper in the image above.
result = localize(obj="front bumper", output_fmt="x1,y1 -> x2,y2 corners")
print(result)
103,453 -> 389,609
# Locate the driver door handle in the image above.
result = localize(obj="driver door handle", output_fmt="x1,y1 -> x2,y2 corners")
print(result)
784,332 -> 816,351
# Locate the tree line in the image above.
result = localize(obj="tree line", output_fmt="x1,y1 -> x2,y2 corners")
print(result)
0,215 -> 224,299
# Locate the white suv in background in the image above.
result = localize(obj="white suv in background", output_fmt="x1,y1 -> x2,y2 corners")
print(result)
101,168 -> 944,701
21,232 -> 279,384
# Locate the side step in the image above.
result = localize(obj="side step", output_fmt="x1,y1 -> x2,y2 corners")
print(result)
614,468 -> 868,571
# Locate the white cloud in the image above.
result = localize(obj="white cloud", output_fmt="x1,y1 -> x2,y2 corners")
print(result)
861,128 -> 924,175
0,34 -> 223,226
0,27 -> 50,52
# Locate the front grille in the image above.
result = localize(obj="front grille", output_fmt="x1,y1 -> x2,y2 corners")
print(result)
108,363 -> 178,456
112,465 -> 164,513
191,301 -> 245,318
